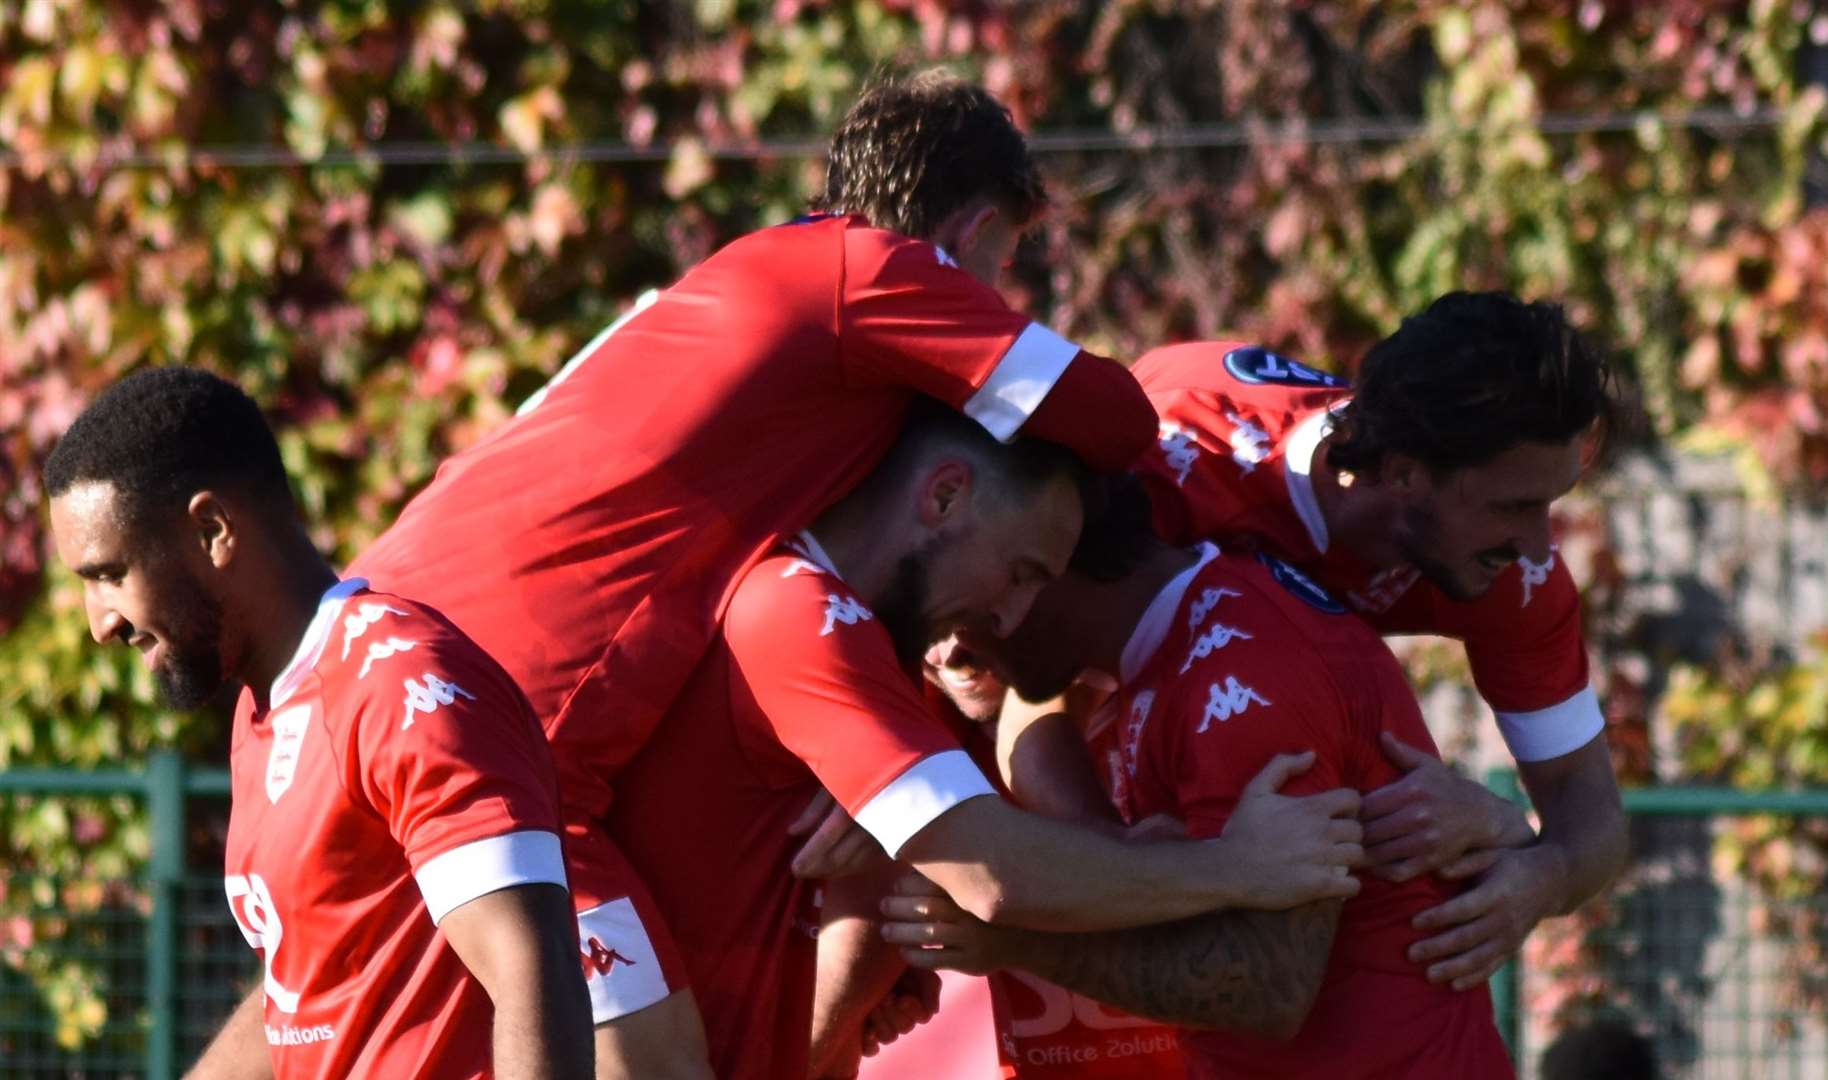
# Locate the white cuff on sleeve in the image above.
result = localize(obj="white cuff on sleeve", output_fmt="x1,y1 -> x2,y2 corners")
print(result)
1494,686 -> 1605,763
415,829 -> 568,925
962,323 -> 1081,442
853,750 -> 998,858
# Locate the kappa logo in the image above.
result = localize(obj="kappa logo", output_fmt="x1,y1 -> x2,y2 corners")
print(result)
340,602 -> 409,661
1180,620 -> 1254,674
401,673 -> 475,731
581,936 -> 637,978
1187,586 -> 1242,633
1121,689 -> 1155,778
356,637 -> 418,680
1258,552 -> 1347,614
1198,677 -> 1271,732
1158,425 -> 1201,486
1518,550 -> 1557,608
264,704 -> 311,803
1222,346 -> 1347,388
1225,411 -> 1272,476
820,593 -> 872,636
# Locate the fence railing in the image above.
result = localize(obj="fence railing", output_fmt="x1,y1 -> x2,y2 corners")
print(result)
1489,769 -> 1828,1079
3,755 -> 1827,1078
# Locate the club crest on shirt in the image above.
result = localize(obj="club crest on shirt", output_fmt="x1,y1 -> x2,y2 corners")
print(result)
265,704 -> 312,803
1257,552 -> 1347,614
1222,346 -> 1346,388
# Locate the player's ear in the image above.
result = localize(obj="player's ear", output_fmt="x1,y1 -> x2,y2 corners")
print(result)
932,201 -> 998,263
952,203 -> 999,258
187,491 -> 237,569
1377,452 -> 1434,499
916,459 -> 973,529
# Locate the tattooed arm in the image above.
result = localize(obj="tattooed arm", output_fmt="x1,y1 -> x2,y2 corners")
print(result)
883,886 -> 1340,1040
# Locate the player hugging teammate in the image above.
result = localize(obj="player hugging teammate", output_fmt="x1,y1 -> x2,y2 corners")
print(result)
42,69 -> 1622,1080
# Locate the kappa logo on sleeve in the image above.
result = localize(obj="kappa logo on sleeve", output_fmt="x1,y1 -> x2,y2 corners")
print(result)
1222,346 -> 1346,388
1180,619 -> 1254,674
401,673 -> 476,731
1225,410 -> 1272,475
1518,550 -> 1557,608
1157,425 -> 1202,486
1186,586 -> 1242,632
820,593 -> 873,636
1257,552 -> 1347,614
1198,677 -> 1271,732
340,602 -> 409,661
357,637 -> 418,679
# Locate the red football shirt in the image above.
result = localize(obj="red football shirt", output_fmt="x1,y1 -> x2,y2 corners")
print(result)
1131,341 -> 1601,763
348,214 -> 1156,841
1111,545 -> 1512,1079
605,534 -> 997,1080
223,579 -> 567,1080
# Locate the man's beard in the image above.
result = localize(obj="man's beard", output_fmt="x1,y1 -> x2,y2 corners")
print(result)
152,570 -> 227,711
874,537 -> 945,673
1398,504 -> 1513,603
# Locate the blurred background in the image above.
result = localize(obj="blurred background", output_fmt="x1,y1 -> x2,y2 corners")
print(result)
2,1 -> 1826,1076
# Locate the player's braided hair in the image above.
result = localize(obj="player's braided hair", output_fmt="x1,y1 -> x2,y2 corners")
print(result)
814,68 -> 1047,239
44,366 -> 298,530
1326,291 -> 1621,477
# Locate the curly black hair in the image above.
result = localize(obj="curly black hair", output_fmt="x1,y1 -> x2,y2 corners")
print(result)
813,68 -> 1047,239
43,366 -> 296,530
1327,291 -> 1620,477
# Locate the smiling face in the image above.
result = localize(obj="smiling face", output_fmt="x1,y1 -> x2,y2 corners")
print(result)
923,634 -> 1007,723
48,481 -> 227,710
1393,437 -> 1584,601
872,466 -> 1084,672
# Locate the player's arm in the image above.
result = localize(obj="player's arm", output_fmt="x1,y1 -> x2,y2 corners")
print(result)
1409,732 -> 1627,990
994,684 -> 1124,828
839,228 -> 1155,472
807,854 -> 925,1078
727,568 -> 1361,939
442,883 -> 595,1080
884,884 -> 1339,1040
182,986 -> 272,1080
350,626 -> 592,1076
1401,559 -> 1628,988
897,751 -> 1358,932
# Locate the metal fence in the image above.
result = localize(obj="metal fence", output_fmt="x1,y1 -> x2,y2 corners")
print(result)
2,755 -> 1826,1078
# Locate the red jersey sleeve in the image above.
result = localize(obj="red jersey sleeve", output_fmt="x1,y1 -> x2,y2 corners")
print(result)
836,222 -> 1154,471
1378,551 -> 1599,763
722,554 -> 994,857
334,602 -> 567,924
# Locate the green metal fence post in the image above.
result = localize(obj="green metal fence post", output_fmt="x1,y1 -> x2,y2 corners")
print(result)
1484,766 -> 1526,1060
147,750 -> 185,1080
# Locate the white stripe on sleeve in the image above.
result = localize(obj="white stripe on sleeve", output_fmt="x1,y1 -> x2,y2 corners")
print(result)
415,829 -> 568,925
853,750 -> 998,858
961,323 -> 1082,442
1494,686 -> 1606,763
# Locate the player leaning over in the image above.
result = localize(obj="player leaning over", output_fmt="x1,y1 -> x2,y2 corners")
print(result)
1114,293 -> 1628,989
602,402 -> 1365,1080
43,368 -> 592,1079
346,68 -> 1158,1077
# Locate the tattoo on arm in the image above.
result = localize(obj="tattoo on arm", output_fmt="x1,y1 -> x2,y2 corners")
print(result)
1017,899 -> 1341,1035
